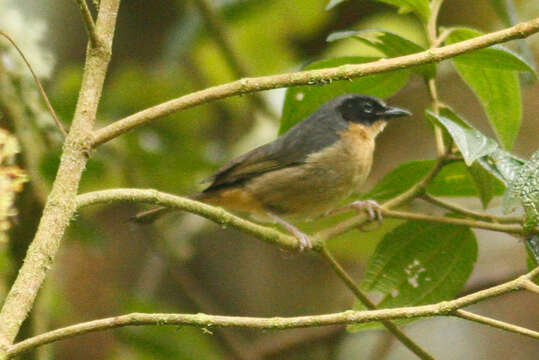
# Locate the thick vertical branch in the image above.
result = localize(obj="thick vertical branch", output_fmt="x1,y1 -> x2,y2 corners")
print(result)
0,0 -> 121,352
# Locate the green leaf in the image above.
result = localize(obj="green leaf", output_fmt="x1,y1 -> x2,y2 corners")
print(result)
362,161 -> 432,201
478,148 -> 525,185
375,0 -> 430,23
326,0 -> 430,22
328,29 -> 434,78
428,162 -> 504,198
349,221 -> 477,332
445,28 -> 536,74
503,149 -> 539,232
362,160 -> 504,201
525,235 -> 539,266
445,28 -> 523,150
426,110 -> 498,166
467,162 -> 499,209
279,56 -> 410,134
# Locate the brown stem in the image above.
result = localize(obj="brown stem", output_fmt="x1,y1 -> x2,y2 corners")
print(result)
91,18 -> 539,146
0,0 -> 121,352
7,267 -> 538,358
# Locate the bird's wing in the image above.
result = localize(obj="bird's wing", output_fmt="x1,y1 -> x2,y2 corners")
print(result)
203,109 -> 343,192
203,139 -> 304,191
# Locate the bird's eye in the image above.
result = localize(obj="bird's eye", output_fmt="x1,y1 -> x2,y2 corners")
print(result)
363,102 -> 374,113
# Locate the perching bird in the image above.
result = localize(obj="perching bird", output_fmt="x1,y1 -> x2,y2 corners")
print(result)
134,94 -> 411,250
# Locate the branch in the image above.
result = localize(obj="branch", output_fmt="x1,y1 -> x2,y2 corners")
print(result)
319,247 -> 434,360
91,18 -> 539,146
0,0 -> 121,352
522,279 -> 539,295
381,209 -> 532,234
74,0 -> 100,47
454,309 -> 539,338
7,267 -> 538,358
74,159 -> 452,252
76,188 -> 299,250
0,30 -> 67,137
421,194 -> 522,224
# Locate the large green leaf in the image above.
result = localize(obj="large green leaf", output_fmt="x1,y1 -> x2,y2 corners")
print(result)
363,160 -> 504,201
525,235 -> 539,273
446,29 -> 536,74
279,56 -> 410,134
326,0 -> 430,23
467,162 -> 499,209
503,149 -> 539,232
445,28 -> 525,150
349,221 -> 477,331
477,148 -> 525,185
327,29 -> 434,78
426,110 -> 498,166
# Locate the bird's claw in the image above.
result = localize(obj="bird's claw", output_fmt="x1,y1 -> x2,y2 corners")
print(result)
295,232 -> 313,251
349,200 -> 383,223
266,211 -> 312,251
326,200 -> 383,223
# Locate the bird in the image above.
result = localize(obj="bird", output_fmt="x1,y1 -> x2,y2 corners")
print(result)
134,94 -> 411,250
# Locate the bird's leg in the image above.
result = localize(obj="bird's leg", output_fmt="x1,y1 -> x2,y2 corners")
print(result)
266,212 -> 312,251
326,200 -> 383,223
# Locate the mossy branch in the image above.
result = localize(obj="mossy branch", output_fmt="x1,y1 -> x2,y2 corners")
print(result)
6,267 -> 538,358
91,18 -> 539,146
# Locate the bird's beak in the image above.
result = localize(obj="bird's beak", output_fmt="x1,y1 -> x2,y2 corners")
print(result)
381,106 -> 411,119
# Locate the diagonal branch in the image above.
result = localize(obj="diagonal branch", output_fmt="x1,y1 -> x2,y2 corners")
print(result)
319,246 -> 434,360
76,188 -> 299,249
6,267 -> 538,358
91,18 -> 539,146
0,30 -> 67,137
74,0 -> 100,47
421,193 -> 522,224
454,309 -> 539,338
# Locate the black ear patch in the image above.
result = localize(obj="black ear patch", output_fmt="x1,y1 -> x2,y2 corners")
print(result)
337,96 -> 386,125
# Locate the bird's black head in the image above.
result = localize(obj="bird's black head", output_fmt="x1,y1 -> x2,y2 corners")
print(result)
334,94 -> 411,126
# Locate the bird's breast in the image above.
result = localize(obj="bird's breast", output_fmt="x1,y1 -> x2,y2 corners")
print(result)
306,122 -> 375,188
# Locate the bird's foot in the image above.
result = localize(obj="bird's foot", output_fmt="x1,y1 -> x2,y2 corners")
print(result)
266,212 -> 312,251
327,200 -> 383,223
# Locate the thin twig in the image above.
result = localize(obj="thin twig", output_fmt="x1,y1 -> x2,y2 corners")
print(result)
6,267 -> 538,358
521,279 -> 539,295
319,246 -> 434,360
421,194 -> 522,223
426,79 -> 445,156
0,30 -> 67,137
191,0 -> 275,118
454,309 -> 539,339
74,0 -> 100,47
91,18 -> 539,146
381,209 -> 531,234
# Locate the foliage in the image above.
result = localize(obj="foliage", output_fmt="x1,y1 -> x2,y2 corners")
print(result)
349,221 -> 477,331
1,0 -> 538,358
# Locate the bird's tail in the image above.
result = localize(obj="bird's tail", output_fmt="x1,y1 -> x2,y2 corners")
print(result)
131,192 -> 207,224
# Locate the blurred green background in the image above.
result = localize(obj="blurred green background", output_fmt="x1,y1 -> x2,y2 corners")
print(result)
1,0 -> 538,359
